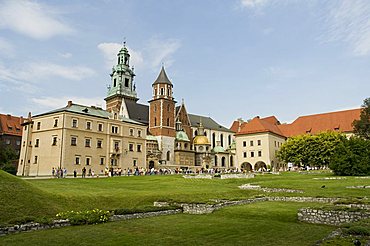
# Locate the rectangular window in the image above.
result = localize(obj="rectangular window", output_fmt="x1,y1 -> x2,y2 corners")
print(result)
250,151 -> 255,157
138,130 -> 141,137
86,157 -> 91,166
111,125 -> 118,134
34,156 -> 38,164
250,140 -> 254,147
243,152 -> 247,158
86,121 -> 91,130
35,139 -> 39,147
243,141 -> 246,147
114,141 -> 119,151
75,156 -> 80,165
125,78 -> 129,87
72,119 -> 78,128
137,144 -> 141,152
129,128 -> 134,136
37,122 -> 41,130
71,137 -> 77,146
100,157 -> 105,165
133,159 -> 137,166
257,140 -> 261,146
98,123 -> 103,132
52,137 -> 57,146
16,140 -> 20,146
85,138 -> 91,147
258,151 -> 262,157
54,119 -> 58,127
5,139 -> 10,145
129,143 -> 134,152
97,139 -> 102,148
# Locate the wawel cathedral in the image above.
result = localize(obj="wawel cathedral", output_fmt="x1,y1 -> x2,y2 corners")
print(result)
17,44 -> 235,176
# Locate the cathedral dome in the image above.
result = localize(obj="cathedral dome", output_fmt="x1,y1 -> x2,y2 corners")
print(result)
193,135 -> 210,145
176,131 -> 190,142
212,145 -> 225,153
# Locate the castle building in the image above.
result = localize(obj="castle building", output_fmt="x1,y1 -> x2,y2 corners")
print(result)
231,108 -> 361,171
17,43 -> 235,176
0,114 -> 23,156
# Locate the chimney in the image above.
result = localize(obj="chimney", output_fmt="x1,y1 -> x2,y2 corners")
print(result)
7,114 -> 11,120
67,100 -> 73,107
20,116 -> 24,124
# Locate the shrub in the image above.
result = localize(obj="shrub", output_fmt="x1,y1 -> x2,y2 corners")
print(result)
344,226 -> 370,236
56,209 -> 110,225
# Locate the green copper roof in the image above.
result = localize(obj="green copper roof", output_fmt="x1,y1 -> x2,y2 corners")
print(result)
212,145 -> 226,153
37,103 -> 111,119
176,130 -> 190,142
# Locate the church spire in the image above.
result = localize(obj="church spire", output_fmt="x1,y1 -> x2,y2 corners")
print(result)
105,42 -> 138,102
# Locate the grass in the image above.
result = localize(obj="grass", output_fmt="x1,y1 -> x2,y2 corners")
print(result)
0,202 -> 333,246
0,170 -> 369,245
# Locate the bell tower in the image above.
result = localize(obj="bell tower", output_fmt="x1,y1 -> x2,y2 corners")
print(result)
105,42 -> 138,117
149,66 -> 176,165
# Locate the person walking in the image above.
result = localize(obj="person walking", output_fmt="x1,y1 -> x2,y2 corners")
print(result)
73,169 -> 77,178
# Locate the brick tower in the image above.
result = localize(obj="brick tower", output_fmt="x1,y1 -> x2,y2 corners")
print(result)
149,67 -> 176,165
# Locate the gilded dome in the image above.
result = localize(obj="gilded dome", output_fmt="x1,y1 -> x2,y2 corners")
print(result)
193,135 -> 210,145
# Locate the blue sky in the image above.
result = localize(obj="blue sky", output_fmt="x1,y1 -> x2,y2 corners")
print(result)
0,0 -> 369,127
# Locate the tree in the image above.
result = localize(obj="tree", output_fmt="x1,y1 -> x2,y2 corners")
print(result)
329,137 -> 370,176
277,131 -> 346,168
0,145 -> 18,175
353,97 -> 370,140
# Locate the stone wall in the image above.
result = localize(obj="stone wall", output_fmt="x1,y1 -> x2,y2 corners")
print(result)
183,175 -> 213,179
221,174 -> 255,179
298,208 -> 370,226
0,220 -> 70,236
110,209 -> 182,221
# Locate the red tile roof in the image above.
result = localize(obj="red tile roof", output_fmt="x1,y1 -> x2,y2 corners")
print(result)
235,108 -> 361,138
279,108 -> 361,137
0,114 -> 24,137
236,116 -> 285,137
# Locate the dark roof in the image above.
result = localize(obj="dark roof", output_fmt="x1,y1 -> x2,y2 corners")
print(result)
125,100 -> 149,125
188,114 -> 234,133
152,66 -> 172,85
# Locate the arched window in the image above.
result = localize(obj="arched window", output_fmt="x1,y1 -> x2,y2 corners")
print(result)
160,88 -> 164,95
154,117 -> 157,126
228,135 -> 231,146
113,78 -> 117,87
212,133 -> 216,148
167,118 -> 170,126
167,88 -> 170,96
230,156 -> 233,167
194,130 -> 198,136
167,104 -> 170,112
166,151 -> 170,161
221,157 -> 226,167
214,156 -> 218,166
220,134 -> 224,147
204,131 -> 207,136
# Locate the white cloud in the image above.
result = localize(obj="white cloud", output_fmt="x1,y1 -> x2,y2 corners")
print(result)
321,0 -> 370,56
240,0 -> 270,9
0,0 -> 73,39
17,62 -> 95,81
145,38 -> 181,70
0,38 -> 14,56
32,96 -> 105,111
97,37 -> 181,71
59,52 -> 72,58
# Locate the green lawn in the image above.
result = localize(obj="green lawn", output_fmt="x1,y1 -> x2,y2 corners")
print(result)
0,170 -> 369,245
0,202 -> 333,246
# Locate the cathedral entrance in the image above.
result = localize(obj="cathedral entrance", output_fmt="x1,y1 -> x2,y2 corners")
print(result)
149,161 -> 155,169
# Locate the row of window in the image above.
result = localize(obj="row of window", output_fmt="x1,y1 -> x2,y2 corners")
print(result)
243,140 -> 261,147
75,156 -> 105,166
3,138 -> 21,145
243,151 -> 262,158
35,119 -> 142,137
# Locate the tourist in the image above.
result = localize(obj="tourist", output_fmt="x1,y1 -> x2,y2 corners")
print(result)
63,168 -> 67,178
73,169 -> 77,178
82,167 -> 86,178
52,167 -> 55,177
